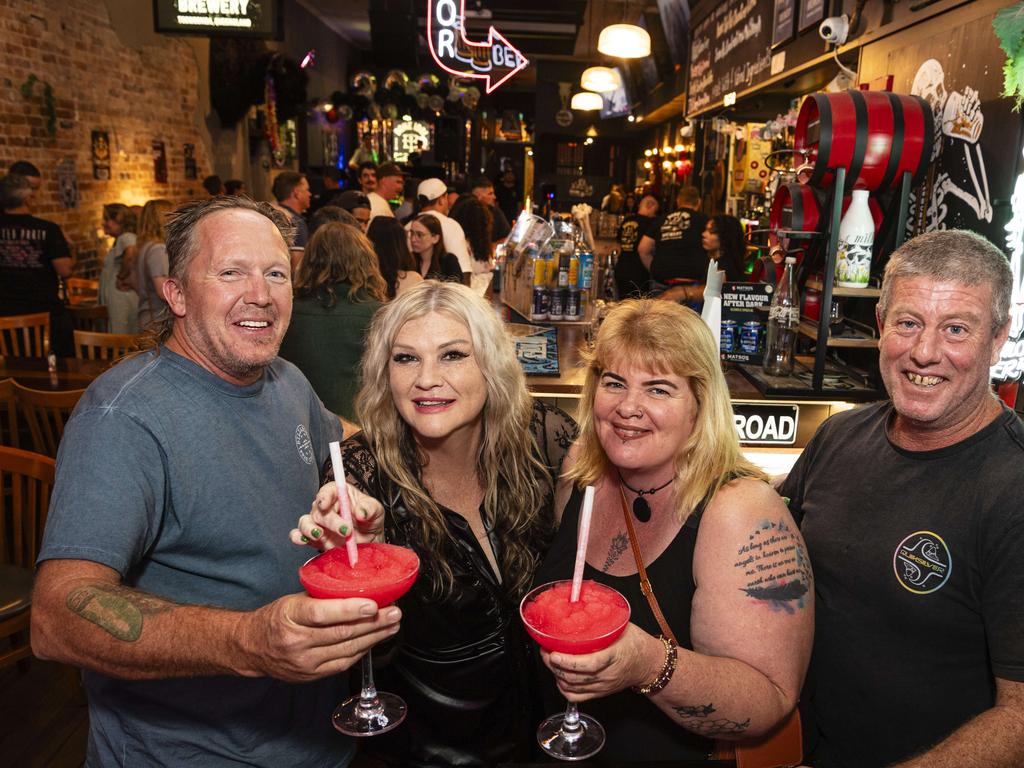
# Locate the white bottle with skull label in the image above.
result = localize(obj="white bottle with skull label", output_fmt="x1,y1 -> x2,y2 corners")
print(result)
835,189 -> 875,288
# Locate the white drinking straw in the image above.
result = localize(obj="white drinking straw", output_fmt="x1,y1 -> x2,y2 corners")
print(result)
329,441 -> 359,567
570,485 -> 596,603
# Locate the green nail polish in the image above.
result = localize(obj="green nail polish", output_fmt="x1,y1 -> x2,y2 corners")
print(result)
301,535 -> 310,543
310,527 -> 322,539
339,524 -> 349,536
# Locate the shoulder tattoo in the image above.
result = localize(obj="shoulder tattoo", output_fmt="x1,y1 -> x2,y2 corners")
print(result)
733,519 -> 812,613
66,583 -> 173,642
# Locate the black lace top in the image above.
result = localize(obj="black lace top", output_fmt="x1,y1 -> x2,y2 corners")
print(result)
340,400 -> 576,767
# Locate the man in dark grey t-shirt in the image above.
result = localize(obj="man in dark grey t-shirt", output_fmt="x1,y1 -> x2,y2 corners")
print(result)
32,197 -> 401,767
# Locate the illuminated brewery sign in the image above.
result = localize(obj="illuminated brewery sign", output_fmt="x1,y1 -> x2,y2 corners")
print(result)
393,121 -> 430,164
732,404 -> 799,445
992,148 -> 1024,382
153,0 -> 281,38
427,0 -> 529,93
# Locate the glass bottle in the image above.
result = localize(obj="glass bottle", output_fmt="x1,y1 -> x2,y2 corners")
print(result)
836,189 -> 875,288
763,256 -> 799,377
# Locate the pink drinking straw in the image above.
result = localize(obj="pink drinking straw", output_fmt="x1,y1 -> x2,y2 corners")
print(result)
329,441 -> 359,567
570,485 -> 596,603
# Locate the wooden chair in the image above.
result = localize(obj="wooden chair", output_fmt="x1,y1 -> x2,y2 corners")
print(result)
65,277 -> 99,305
69,304 -> 108,333
0,313 -> 50,358
12,383 -> 85,459
0,379 -> 19,449
73,330 -> 141,361
0,446 -> 55,669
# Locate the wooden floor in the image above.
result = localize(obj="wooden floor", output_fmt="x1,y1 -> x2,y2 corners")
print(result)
0,659 -> 87,768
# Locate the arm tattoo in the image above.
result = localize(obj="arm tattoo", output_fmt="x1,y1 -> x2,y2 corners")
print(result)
66,583 -> 174,642
673,702 -> 751,736
602,532 -> 629,571
733,519 -> 811,613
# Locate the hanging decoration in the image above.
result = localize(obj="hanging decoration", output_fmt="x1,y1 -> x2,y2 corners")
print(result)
995,3 -> 1024,111
265,68 -> 286,167
20,74 -> 57,137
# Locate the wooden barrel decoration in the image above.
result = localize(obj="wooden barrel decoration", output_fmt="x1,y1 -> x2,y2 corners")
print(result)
770,183 -> 883,236
794,90 -> 934,193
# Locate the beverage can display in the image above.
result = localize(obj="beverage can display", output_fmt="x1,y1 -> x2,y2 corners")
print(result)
568,255 -> 579,288
566,289 -> 580,318
532,255 -> 547,287
740,321 -> 764,355
531,286 -> 548,321
720,320 -> 738,353
549,288 -> 566,321
557,254 -> 570,288
578,251 -> 595,289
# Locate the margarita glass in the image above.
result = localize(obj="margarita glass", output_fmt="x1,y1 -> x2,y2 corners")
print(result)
300,542 -> 420,736
520,579 -> 630,761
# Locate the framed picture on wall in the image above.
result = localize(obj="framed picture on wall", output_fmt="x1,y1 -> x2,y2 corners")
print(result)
799,0 -> 829,34
772,0 -> 797,48
91,131 -> 110,180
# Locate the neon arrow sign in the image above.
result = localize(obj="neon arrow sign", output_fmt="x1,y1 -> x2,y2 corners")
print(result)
427,0 -> 529,93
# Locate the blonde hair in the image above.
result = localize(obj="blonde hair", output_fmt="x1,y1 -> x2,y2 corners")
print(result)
355,281 -> 550,599
137,199 -> 173,245
570,300 -> 767,515
295,221 -> 388,304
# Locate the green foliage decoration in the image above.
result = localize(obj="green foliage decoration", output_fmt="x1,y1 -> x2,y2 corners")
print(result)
995,2 -> 1024,111
20,74 -> 57,137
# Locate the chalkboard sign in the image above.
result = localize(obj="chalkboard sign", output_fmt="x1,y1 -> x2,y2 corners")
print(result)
772,0 -> 796,47
799,0 -> 829,33
687,0 -> 774,114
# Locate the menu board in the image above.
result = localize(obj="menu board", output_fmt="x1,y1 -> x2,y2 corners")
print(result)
687,0 -> 775,114
719,282 -> 772,364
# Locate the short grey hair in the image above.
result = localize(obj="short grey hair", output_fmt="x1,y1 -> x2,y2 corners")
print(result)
878,229 -> 1012,331
0,174 -> 32,210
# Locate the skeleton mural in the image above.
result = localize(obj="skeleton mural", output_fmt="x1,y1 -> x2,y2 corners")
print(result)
909,58 -> 992,233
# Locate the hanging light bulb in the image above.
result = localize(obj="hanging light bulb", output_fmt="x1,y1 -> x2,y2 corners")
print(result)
598,23 -> 651,58
643,160 -> 652,169
644,149 -> 652,157
581,66 -> 621,92
570,91 -> 603,111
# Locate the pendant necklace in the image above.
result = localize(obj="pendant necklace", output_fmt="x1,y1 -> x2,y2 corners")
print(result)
617,472 -> 673,523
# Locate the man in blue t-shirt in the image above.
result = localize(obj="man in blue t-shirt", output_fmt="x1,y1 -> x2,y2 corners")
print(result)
32,197 -> 401,767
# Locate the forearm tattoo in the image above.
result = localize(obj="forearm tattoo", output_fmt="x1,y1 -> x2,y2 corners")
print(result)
602,532 -> 629,571
734,519 -> 811,613
66,583 -> 174,642
673,703 -> 751,736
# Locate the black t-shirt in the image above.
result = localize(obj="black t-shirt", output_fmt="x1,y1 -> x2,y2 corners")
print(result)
0,212 -> 71,311
426,252 -> 463,283
649,208 -> 708,284
781,403 -> 1024,768
617,213 -> 655,256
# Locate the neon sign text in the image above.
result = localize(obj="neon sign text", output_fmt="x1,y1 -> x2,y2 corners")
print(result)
427,0 -> 529,93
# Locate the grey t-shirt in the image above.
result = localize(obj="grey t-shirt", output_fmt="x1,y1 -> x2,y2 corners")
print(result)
135,241 -> 169,331
38,347 -> 349,768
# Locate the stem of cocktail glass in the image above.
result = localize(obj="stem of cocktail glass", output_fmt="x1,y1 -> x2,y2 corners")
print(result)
560,700 -> 583,742
355,650 -> 385,719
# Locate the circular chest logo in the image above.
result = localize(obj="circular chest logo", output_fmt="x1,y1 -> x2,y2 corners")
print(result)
294,424 -> 314,465
892,531 -> 952,594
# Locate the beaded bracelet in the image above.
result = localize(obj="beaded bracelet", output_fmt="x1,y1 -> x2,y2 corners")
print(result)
631,635 -> 678,696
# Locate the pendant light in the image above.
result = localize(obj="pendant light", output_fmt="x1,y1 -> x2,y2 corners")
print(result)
571,91 -> 603,111
581,66 -> 622,92
598,23 -> 651,58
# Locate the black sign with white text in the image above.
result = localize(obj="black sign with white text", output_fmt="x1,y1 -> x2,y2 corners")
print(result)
152,0 -> 281,38
733,403 -> 799,445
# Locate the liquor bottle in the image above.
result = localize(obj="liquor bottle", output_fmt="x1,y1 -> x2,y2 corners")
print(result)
835,189 -> 875,288
763,256 -> 799,377
602,251 -> 618,302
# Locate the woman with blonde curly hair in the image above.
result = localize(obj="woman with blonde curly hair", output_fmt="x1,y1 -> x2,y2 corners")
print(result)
294,280 -> 576,765
278,221 -> 388,422
533,299 -> 812,763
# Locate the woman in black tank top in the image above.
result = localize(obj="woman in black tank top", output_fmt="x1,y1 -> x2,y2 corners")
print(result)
533,300 -> 813,764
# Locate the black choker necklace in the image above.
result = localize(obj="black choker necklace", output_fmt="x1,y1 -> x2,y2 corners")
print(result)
618,473 -> 673,522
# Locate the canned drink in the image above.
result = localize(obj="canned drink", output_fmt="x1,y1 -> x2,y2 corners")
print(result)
532,256 -> 547,287
557,255 -> 571,288
720,320 -> 738,353
568,255 -> 579,288
578,251 -> 594,289
531,286 -> 548,321
566,289 -> 580,318
740,321 -> 764,355
549,288 -> 566,321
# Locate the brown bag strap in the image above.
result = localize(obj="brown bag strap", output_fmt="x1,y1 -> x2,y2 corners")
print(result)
618,484 -> 677,645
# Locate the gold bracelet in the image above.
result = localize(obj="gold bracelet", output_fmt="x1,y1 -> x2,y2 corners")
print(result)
631,635 -> 677,696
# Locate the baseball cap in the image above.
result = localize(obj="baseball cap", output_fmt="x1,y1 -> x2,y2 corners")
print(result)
377,162 -> 405,179
417,178 -> 448,203
333,190 -> 371,211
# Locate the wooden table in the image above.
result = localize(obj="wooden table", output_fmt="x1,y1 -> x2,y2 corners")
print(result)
0,356 -> 109,391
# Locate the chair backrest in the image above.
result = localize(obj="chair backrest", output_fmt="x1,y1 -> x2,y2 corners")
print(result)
0,379 -> 18,449
65,277 -> 100,305
73,330 -> 141,361
0,446 -> 55,568
12,383 -> 85,458
0,313 -> 50,358
69,304 -> 109,333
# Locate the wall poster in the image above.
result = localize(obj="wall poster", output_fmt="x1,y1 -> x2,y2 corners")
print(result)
91,130 -> 110,180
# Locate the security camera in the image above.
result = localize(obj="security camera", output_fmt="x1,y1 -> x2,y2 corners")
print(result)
819,15 -> 850,45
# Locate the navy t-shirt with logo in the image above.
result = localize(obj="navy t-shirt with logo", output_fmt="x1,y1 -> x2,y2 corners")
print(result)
648,207 -> 708,284
781,402 -> 1024,768
0,212 -> 71,310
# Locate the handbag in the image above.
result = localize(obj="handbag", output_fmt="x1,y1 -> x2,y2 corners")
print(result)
618,487 -> 803,768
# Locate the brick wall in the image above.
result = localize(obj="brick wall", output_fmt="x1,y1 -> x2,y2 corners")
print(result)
0,0 -> 213,276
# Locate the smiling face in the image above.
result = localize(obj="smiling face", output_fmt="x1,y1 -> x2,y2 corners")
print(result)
164,209 -> 293,386
389,311 -> 487,446
408,220 -> 440,257
593,359 -> 697,485
878,275 -> 1009,449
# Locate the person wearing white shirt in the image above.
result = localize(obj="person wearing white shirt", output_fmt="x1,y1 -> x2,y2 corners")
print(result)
368,162 -> 405,221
